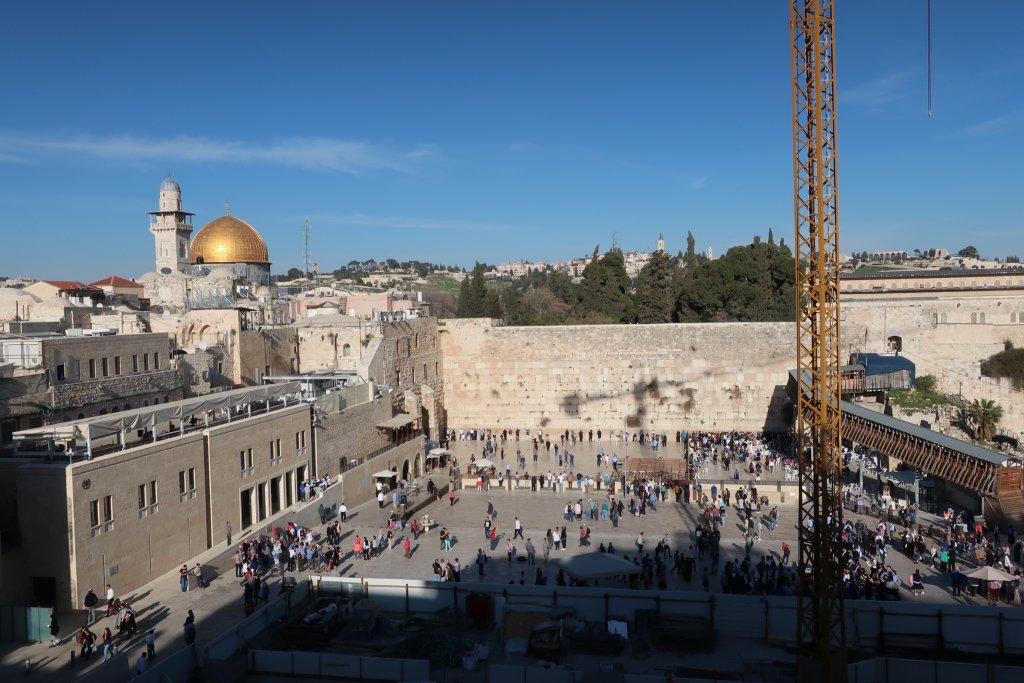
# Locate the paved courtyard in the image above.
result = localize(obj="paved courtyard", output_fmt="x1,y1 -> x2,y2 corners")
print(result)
0,437 -> 1014,681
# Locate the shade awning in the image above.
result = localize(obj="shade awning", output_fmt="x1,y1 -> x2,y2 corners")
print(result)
963,565 -> 1017,582
13,382 -> 302,444
373,470 -> 398,478
428,447 -> 451,456
377,413 -> 419,429
472,458 -> 495,469
552,552 -> 642,580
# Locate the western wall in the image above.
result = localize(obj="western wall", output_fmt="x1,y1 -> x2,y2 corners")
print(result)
841,293 -> 1024,436
439,319 -> 795,435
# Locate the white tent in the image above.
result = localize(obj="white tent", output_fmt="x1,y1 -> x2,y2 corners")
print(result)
13,382 -> 302,457
473,458 -> 495,469
963,565 -> 1016,582
552,552 -> 641,580
373,470 -> 398,478
428,448 -> 451,457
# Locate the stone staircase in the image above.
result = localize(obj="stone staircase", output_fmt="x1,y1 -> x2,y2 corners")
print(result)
986,491 -> 1024,526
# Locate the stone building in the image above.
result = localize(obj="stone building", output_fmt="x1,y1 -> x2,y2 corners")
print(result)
0,332 -> 185,454
1,374 -> 428,612
382,317 -> 446,440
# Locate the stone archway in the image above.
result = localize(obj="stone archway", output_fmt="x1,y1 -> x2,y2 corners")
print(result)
887,335 -> 903,353
402,459 -> 410,482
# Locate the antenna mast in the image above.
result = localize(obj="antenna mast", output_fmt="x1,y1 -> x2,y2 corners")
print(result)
303,219 -> 312,280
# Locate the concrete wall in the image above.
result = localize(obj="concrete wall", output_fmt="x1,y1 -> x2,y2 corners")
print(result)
440,319 -> 793,434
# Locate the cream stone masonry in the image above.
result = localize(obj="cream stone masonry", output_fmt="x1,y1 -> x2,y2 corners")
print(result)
440,319 -> 794,433
842,294 -> 1024,435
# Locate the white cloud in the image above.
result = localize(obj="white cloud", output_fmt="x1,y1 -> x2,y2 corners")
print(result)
958,110 -> 1024,137
0,131 -> 438,174
311,212 -> 511,233
842,69 -> 916,107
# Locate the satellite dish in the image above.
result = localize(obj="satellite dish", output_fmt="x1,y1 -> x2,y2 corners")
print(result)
160,267 -> 172,275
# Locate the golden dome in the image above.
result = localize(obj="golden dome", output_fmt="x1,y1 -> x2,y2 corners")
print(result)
190,214 -> 270,265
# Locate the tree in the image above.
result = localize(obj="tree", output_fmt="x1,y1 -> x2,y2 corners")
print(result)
767,227 -> 775,246
685,231 -> 697,270
457,263 -> 490,317
967,398 -> 1003,441
914,375 -> 937,393
386,258 -> 400,270
286,267 -> 304,279
958,245 -> 979,259
634,250 -> 675,323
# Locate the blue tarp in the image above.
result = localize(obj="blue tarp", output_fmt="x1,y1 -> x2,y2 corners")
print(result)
850,353 -> 916,385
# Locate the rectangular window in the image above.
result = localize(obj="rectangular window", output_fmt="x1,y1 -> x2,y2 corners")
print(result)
295,432 -> 301,450
143,354 -> 149,371
241,450 -> 247,473
424,363 -> 428,380
56,364 -> 66,381
149,480 -> 158,507
138,484 -> 146,510
187,467 -> 196,493
132,354 -> 139,373
89,499 -> 99,528
412,367 -> 416,383
102,495 -> 113,529
276,438 -> 281,457
114,356 -> 121,375
178,470 -> 186,495
301,430 -> 306,448
88,359 -> 96,379
153,352 -> 160,370
101,358 -> 109,377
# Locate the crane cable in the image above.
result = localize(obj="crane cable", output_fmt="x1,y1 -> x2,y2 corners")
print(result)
927,0 -> 933,117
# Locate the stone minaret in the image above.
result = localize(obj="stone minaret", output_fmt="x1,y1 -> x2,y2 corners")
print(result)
149,177 -> 194,274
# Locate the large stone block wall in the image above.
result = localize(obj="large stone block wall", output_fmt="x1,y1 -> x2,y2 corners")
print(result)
842,294 -> 1024,435
314,394 -> 394,478
383,318 -> 446,438
440,319 -> 794,434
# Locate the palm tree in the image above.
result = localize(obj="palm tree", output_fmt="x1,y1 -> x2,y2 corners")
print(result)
967,399 -> 1004,441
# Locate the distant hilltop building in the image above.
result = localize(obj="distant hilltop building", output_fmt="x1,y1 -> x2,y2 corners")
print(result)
139,177 -> 274,310
496,232 -> 675,279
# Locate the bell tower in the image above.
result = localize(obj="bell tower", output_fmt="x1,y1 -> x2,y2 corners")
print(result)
657,232 -> 665,253
149,177 -> 194,274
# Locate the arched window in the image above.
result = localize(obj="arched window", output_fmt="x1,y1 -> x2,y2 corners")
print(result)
100,409 -> 107,415
971,312 -> 978,324
342,343 -> 351,357
886,336 -> 903,353
77,413 -> 85,420
979,312 -> 986,323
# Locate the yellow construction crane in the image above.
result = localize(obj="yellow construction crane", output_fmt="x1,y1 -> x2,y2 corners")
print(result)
790,1 -> 846,680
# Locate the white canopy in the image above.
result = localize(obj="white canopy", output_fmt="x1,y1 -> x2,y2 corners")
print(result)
552,552 -> 641,580
963,565 -> 1016,582
373,470 -> 398,478
428,447 -> 451,456
13,382 -> 302,444
473,458 -> 495,469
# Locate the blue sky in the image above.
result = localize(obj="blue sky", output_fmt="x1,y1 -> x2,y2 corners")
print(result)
1,1 -> 1022,280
